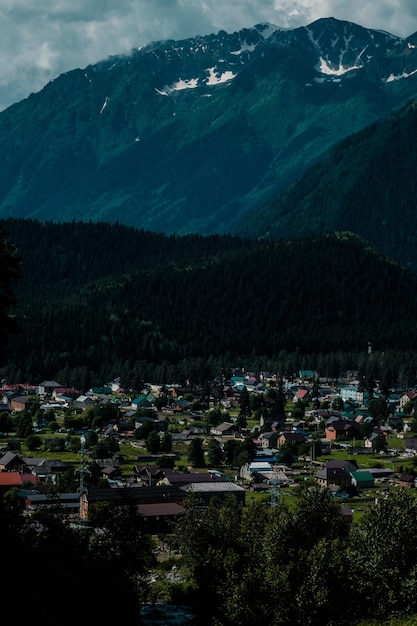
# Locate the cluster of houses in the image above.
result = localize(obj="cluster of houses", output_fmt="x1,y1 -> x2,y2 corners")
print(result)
0,448 -> 246,533
1,370 -> 417,532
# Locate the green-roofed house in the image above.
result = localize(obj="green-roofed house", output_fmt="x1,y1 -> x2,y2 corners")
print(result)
350,469 -> 374,489
299,370 -> 318,381
131,395 -> 154,410
90,386 -> 112,395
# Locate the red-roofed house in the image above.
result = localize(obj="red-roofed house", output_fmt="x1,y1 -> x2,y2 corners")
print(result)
293,388 -> 309,403
0,472 -> 22,492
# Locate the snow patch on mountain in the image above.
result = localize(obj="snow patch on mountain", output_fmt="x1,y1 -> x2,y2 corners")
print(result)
206,67 -> 237,85
155,77 -> 199,95
230,41 -> 257,55
386,68 -> 417,82
100,96 -> 109,114
317,57 -> 362,76
155,66 -> 236,95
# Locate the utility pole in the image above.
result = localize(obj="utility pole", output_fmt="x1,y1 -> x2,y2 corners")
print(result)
269,477 -> 280,508
75,435 -> 91,495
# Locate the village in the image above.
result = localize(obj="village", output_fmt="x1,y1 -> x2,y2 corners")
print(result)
1,365 -> 417,533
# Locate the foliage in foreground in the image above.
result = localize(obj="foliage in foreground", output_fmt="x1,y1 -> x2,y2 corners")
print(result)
3,482 -> 417,625
170,486 -> 417,626
0,493 -> 155,625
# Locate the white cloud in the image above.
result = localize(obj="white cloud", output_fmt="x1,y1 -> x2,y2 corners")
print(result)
0,0 -> 416,111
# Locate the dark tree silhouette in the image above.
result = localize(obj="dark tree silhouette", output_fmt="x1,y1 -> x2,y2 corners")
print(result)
0,226 -> 21,365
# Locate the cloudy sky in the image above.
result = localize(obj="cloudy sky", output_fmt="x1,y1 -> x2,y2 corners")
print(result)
1,0 -> 417,111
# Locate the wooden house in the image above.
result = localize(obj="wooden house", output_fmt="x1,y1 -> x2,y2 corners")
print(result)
325,419 -> 361,441
10,396 -> 32,413
277,431 -> 307,448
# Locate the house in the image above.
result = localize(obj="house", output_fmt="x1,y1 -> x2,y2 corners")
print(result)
79,481 -> 245,523
367,467 -> 395,480
260,407 -> 286,430
230,376 -> 245,386
293,388 -> 309,403
365,426 -> 392,449
350,469 -> 375,489
171,430 -> 192,443
171,398 -> 191,412
0,451 -> 28,472
277,431 -> 307,448
101,465 -> 122,481
179,481 -> 246,506
10,396 -> 33,413
137,502 -> 186,534
89,386 -> 112,396
399,474 -> 415,488
73,395 -> 95,409
52,387 -> 80,401
325,419 -> 361,441
27,458 -> 76,483
37,380 -> 62,396
131,395 -> 154,410
314,460 -> 357,489
340,385 -> 368,405
312,409 -> 341,422
299,370 -> 318,381
0,471 -> 23,493
398,389 -> 417,411
259,431 -> 280,449
134,465 -> 166,486
240,461 -> 273,481
79,485 -> 186,522
210,422 -> 237,437
23,491 -> 81,515
223,385 -> 238,399
364,432 -> 382,449
158,472 -> 228,488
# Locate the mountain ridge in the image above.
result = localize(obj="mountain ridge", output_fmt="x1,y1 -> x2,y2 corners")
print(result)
1,17 -> 417,239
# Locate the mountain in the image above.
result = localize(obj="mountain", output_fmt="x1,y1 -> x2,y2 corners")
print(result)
0,18 -> 417,236
242,97 -> 417,272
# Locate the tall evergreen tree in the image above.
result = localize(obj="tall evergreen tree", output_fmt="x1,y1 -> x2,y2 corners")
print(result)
0,226 -> 21,365
188,437 -> 205,467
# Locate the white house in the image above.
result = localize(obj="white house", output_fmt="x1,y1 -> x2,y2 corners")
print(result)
340,385 -> 368,404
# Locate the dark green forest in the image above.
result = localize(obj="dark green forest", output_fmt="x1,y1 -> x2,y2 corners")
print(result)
3,218 -> 417,390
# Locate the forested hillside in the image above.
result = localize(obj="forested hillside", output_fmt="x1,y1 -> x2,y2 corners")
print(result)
3,219 -> 417,390
243,99 -> 417,273
0,218 -> 253,297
